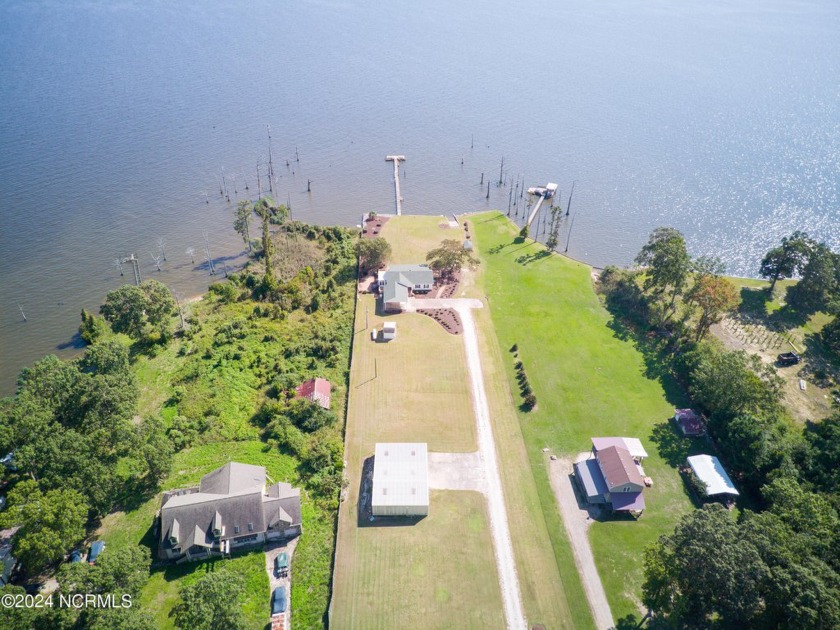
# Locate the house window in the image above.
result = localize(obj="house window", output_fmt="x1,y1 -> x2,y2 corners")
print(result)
234,525 -> 240,534
247,523 -> 254,532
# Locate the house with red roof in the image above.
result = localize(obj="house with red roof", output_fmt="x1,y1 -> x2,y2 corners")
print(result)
574,437 -> 648,516
295,378 -> 331,409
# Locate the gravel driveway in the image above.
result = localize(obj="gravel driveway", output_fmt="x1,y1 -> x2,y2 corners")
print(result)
548,456 -> 614,629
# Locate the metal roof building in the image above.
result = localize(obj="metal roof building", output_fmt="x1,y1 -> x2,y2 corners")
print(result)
686,455 -> 739,497
591,437 -> 649,460
372,443 -> 429,517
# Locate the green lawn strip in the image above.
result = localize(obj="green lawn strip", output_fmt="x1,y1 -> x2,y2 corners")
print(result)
472,211 -> 695,620
100,441 -> 334,629
332,491 -> 504,630
331,293 -> 487,627
470,301 -> 588,629
347,294 -> 477,453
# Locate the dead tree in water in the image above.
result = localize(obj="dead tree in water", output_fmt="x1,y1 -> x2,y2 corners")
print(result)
151,252 -> 163,272
185,247 -> 195,264
203,231 -> 216,275
157,237 -> 167,261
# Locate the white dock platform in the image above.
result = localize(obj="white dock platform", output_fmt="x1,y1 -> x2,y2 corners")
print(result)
385,155 -> 405,215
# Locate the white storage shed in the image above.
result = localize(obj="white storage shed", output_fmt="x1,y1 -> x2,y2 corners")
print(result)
371,443 -> 429,517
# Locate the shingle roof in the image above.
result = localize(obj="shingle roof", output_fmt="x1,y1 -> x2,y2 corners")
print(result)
591,437 -> 648,459
199,462 -> 266,495
597,446 -> 644,491
159,463 -> 302,559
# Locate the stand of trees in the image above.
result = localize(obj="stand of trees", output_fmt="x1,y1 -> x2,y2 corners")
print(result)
599,227 -> 840,628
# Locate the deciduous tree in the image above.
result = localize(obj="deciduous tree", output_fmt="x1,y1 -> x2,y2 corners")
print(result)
355,237 -> 392,274
786,243 -> 840,315
425,239 -> 478,278
759,231 -> 815,292
0,481 -> 88,574
172,570 -> 246,630
635,227 -> 691,327
688,274 -> 739,341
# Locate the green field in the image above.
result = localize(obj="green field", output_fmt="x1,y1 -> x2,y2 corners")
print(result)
333,214 -> 585,629
472,211 -> 696,621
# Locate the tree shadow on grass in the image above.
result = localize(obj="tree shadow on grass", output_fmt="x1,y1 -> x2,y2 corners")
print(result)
738,286 -> 770,318
649,421 -> 695,468
515,250 -> 551,266
605,317 -> 689,408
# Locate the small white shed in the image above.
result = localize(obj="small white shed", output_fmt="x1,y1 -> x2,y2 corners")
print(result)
371,443 -> 429,517
382,321 -> 397,341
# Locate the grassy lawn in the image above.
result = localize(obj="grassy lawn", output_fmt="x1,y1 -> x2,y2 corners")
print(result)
332,491 -> 504,630
469,295 -> 592,629
99,441 -> 332,629
348,294 -> 477,453
334,214 -> 585,628
472,211 -> 696,621
377,214 -> 459,264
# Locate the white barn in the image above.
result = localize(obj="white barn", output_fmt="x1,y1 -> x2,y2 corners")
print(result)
371,443 -> 429,517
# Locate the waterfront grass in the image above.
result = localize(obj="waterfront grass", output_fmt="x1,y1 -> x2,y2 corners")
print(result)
472,211 -> 695,621
334,215 -> 582,628
377,214 -> 456,264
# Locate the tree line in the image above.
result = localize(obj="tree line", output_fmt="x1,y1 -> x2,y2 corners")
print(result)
598,227 -> 840,628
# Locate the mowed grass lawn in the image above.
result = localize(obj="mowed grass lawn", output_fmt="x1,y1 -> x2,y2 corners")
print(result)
333,491 -> 504,630
98,441 -> 332,629
473,212 -> 695,620
331,292 -> 496,629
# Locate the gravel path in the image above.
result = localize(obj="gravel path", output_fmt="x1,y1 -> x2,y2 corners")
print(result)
548,457 -> 614,629
454,300 -> 528,630
405,296 -> 527,628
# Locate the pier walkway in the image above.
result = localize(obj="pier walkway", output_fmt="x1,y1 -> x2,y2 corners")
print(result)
385,155 -> 405,215
526,195 -> 546,229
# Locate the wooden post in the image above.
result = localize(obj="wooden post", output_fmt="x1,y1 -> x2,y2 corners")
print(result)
565,214 -> 575,253
498,156 -> 504,186
486,181 -> 490,199
307,179 -> 311,193
566,181 -> 575,216
480,172 -> 484,185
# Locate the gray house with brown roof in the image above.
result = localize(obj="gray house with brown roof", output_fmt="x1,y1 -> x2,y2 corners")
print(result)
574,439 -> 647,515
158,462 -> 302,561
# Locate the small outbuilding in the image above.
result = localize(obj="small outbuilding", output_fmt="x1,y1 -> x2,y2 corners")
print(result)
296,378 -> 331,410
591,437 -> 648,461
381,321 -> 397,341
674,409 -> 705,436
686,455 -> 739,498
371,443 -> 429,517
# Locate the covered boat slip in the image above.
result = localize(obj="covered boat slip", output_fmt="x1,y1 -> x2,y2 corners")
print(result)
686,455 -> 739,497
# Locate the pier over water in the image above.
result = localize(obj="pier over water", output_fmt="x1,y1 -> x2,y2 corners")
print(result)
385,155 -> 405,215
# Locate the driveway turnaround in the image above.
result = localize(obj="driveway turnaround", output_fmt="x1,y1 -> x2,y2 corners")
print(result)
409,297 -> 528,629
549,457 -> 614,629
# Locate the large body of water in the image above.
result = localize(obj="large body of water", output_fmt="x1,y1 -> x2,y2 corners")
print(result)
1,0 -> 838,394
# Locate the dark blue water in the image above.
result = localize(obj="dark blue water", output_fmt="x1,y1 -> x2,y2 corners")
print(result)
1,0 -> 839,393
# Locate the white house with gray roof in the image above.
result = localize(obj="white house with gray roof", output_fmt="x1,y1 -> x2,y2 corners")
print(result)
378,264 -> 434,312
158,462 -> 302,561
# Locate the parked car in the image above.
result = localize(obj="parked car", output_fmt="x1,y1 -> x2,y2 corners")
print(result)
274,551 -> 289,577
271,585 -> 287,615
777,352 -> 801,366
88,541 -> 105,564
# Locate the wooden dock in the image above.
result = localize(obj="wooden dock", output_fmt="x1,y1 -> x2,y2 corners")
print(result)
525,183 -> 557,229
386,155 -> 405,215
